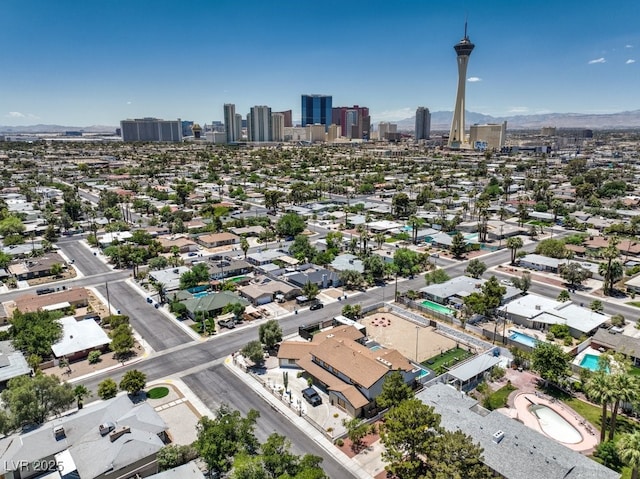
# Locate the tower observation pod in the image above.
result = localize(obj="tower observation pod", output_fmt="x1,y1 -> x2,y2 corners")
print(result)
448,22 -> 475,148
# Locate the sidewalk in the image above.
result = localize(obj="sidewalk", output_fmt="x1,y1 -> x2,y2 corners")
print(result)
224,356 -> 374,479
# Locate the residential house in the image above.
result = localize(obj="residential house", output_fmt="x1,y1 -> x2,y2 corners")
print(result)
181,291 -> 249,320
420,277 -> 521,308
329,254 -> 364,274
205,258 -> 253,280
0,395 -> 169,479
51,316 -> 111,361
246,249 -> 288,266
499,294 -> 609,339
12,288 -> 90,316
278,325 -> 419,417
0,341 -> 31,388
7,253 -> 68,281
285,268 -> 341,289
156,236 -> 199,254
416,383 -> 619,479
97,231 -> 133,248
197,232 -> 239,248
591,329 -> 640,366
148,266 -> 190,292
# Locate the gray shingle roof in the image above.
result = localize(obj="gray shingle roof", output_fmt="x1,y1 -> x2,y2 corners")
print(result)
416,383 -> 619,479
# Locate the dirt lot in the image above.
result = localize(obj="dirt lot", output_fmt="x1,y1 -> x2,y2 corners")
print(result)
362,312 -> 457,363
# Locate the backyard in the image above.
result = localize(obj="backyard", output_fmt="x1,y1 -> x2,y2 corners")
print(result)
421,347 -> 473,375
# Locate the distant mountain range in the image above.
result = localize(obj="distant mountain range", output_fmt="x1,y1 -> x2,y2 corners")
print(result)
0,124 -> 117,134
3,109 -> 640,134
396,109 -> 640,131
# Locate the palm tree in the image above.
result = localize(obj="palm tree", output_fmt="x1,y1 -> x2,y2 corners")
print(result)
618,431 -> 640,479
152,281 -> 167,303
374,232 -> 386,250
506,237 -> 524,265
600,237 -> 621,295
609,374 -> 639,441
73,385 -> 90,410
585,372 -> 614,442
240,237 -> 249,259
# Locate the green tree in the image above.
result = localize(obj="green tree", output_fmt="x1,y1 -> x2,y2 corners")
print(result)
382,398 -> 441,478
450,232 -> 467,259
97,378 -> 118,400
276,213 -> 306,238
391,193 -> 416,218
377,371 -> 413,410
289,235 -> 316,263
393,248 -> 421,276
73,384 -> 90,410
557,290 -> 571,302
424,269 -> 450,285
341,304 -> 362,320
510,271 -> 531,293
259,320 -> 282,351
339,270 -> 365,290
608,373 -> 638,441
590,299 -> 604,312
1,373 -> 74,427
585,372 -> 615,442
363,254 -> 386,281
195,404 -> 260,477
302,281 -> 319,300
618,431 -> 640,479
506,236 -> 523,265
242,340 -> 265,365
559,262 -> 591,289
109,323 -> 135,359
535,238 -> 569,258
240,237 -> 250,259
531,342 -> 571,387
50,262 -> 63,278
0,215 -> 25,237
10,309 -> 63,357
264,190 -> 285,212
157,444 -> 199,471
343,417 -> 373,451
465,259 -> 487,279
429,429 -> 492,479
119,369 -> 147,395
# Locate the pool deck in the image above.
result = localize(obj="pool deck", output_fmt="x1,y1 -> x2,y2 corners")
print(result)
505,391 -> 598,453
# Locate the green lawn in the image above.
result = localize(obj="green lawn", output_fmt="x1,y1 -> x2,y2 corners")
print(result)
147,386 -> 169,399
422,347 -> 473,374
484,384 -> 517,410
625,301 -> 640,308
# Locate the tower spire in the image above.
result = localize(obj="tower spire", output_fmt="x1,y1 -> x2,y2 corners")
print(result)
464,19 -> 468,39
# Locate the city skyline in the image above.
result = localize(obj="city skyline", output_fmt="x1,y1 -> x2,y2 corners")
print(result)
1,0 -> 638,127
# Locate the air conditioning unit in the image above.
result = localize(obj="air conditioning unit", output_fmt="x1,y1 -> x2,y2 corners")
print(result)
492,430 -> 505,444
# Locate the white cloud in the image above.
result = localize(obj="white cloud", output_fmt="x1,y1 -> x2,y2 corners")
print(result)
508,107 -> 529,114
626,44 -> 633,48
626,59 -> 636,64
126,101 -> 132,105
588,57 -> 606,64
467,77 -> 482,82
6,111 -> 25,118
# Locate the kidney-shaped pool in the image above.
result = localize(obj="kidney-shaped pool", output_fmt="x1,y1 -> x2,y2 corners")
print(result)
529,404 -> 583,444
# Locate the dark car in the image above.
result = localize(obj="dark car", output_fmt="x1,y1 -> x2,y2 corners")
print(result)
309,303 -> 324,311
218,318 -> 236,329
302,387 -> 322,406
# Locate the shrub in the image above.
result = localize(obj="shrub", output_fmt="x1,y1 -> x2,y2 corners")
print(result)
88,350 -> 102,364
336,439 -> 344,447
563,336 -> 573,347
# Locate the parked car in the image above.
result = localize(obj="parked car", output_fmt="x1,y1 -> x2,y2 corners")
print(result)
309,303 -> 324,311
302,387 -> 322,406
218,318 -> 236,329
36,288 -> 55,295
188,252 -> 198,257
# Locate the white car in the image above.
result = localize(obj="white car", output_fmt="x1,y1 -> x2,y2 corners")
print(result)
500,279 -> 514,286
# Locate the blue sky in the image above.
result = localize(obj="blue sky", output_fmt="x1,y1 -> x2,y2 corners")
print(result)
1,0 -> 638,126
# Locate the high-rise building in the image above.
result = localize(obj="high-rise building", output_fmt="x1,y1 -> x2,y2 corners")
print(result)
415,107 -> 431,140
301,95 -> 332,131
247,106 -> 272,142
469,122 -> 507,150
378,122 -> 397,141
331,105 -> 370,139
448,23 -> 475,148
275,110 -> 293,127
224,104 -> 236,143
234,114 -> 243,141
181,120 -> 194,138
120,118 -> 183,142
271,112 -> 285,142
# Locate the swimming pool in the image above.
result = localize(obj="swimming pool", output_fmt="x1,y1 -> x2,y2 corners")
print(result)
193,291 -> 210,299
369,345 -> 382,351
529,404 -> 583,444
509,331 -> 538,348
580,354 -> 608,372
421,300 -> 455,316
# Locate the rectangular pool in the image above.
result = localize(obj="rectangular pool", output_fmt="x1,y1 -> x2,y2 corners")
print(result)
421,299 -> 455,316
580,353 -> 608,372
509,331 -> 538,348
